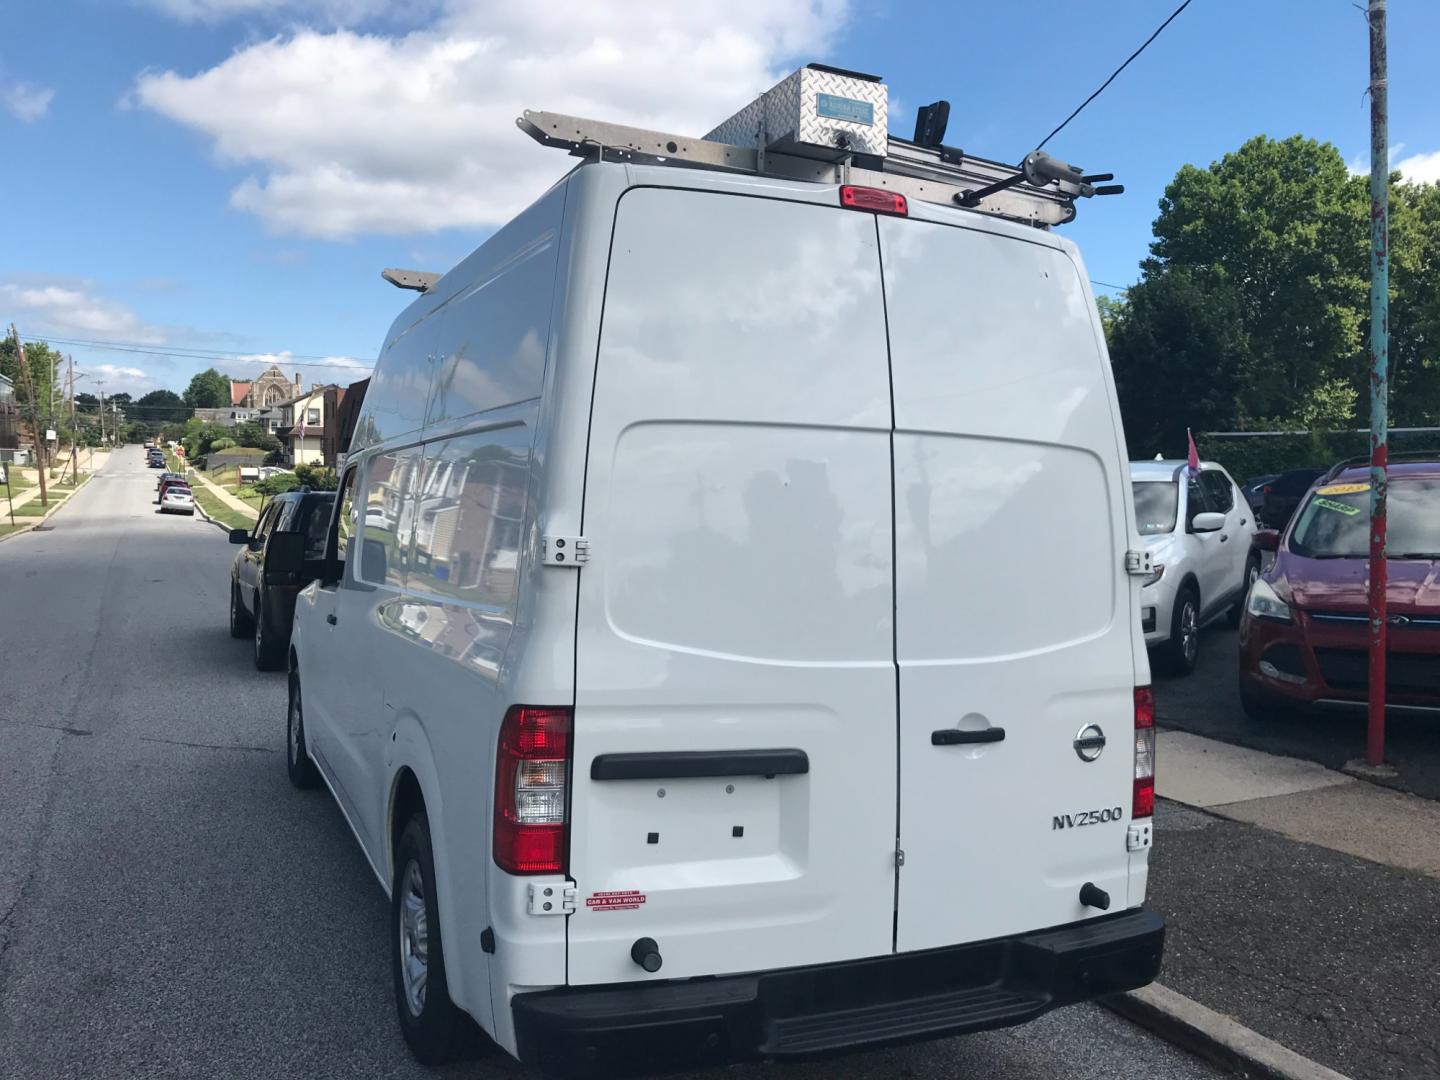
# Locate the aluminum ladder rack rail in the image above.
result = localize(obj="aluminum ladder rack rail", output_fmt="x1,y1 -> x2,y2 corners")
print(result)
518,110 -> 1086,228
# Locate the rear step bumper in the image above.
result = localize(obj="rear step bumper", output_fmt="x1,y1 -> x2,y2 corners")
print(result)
512,908 -> 1164,1077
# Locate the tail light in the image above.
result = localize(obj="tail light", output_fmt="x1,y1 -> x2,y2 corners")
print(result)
494,705 -> 572,874
1133,687 -> 1155,818
1263,485 -> 1273,494
840,185 -> 908,216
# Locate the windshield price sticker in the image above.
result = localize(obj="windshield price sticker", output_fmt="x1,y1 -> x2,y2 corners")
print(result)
1317,482 -> 1370,496
1314,496 -> 1362,517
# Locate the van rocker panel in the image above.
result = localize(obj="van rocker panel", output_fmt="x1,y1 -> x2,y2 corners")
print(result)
511,908 -> 1163,1076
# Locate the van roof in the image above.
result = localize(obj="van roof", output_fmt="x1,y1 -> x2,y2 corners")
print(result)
1129,460 -> 1222,480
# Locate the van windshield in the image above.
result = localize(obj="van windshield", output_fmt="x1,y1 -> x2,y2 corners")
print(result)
1133,482 -> 1178,535
1290,478 -> 1440,558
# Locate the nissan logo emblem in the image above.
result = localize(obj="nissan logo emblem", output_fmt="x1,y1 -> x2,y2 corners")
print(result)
1074,724 -> 1106,762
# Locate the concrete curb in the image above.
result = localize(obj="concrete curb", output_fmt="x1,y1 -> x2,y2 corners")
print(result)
192,498 -> 236,534
1104,983 -> 1353,1080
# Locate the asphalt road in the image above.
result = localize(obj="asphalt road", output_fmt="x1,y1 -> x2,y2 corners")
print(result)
0,450 -> 1228,1080
1153,621 -> 1440,799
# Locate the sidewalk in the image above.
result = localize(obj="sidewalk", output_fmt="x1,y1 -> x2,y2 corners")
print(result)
183,464 -> 260,520
1148,728 -> 1440,1079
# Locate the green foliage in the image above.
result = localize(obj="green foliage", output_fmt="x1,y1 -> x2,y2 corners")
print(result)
230,421 -> 282,453
183,368 -> 232,409
135,389 -> 189,424
208,437 -> 237,451
0,338 -> 65,426
1112,134 -> 1440,442
293,461 -> 338,491
252,472 -> 300,496
180,418 -> 231,459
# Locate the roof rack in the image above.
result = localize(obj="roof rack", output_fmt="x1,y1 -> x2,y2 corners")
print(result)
1321,450 -> 1440,483
518,63 -> 1122,228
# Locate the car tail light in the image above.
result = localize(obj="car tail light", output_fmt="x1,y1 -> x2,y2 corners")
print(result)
1133,687 -> 1155,818
840,185 -> 908,216
494,705 -> 572,874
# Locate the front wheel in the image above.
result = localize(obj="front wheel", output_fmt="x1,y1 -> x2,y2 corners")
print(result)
1229,555 -> 1261,628
392,814 -> 476,1065
254,592 -> 284,671
1161,587 -> 1201,677
286,670 -> 320,789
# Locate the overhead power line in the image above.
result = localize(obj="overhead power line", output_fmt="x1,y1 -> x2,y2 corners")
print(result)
1089,279 -> 1132,292
1034,0 -> 1196,152
16,330 -> 376,369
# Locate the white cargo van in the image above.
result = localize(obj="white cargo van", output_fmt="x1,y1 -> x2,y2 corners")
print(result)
284,65 -> 1162,1077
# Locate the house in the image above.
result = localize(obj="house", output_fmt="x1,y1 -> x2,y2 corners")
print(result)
274,383 -> 338,467
230,365 -> 301,410
0,372 -> 18,450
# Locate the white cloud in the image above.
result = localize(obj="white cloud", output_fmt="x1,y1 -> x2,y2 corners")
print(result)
1393,150 -> 1440,184
131,0 -> 849,238
225,350 -> 370,383
2,81 -> 54,122
0,278 -> 168,344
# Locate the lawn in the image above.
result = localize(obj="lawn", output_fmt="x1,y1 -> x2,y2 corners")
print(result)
12,496 -> 66,517
191,483 -> 257,532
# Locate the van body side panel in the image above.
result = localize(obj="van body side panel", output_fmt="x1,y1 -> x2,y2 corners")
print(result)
878,217 -> 1139,952
567,187 -> 899,986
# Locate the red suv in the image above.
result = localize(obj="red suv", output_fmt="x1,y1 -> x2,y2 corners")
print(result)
1239,456 -> 1440,718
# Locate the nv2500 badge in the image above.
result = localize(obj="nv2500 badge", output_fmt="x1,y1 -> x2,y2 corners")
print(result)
1052,807 -> 1125,830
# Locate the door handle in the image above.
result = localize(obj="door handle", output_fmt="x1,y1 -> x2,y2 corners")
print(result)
1220,534 -> 1229,542
326,613 -> 337,625
932,727 -> 1006,746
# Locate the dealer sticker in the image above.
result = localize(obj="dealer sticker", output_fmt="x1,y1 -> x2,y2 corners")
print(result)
1316,482 -> 1370,496
586,890 -> 646,912
1314,497 -> 1362,517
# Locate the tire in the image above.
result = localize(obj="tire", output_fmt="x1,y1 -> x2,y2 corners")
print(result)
1240,674 -> 1295,722
1228,554 -> 1261,628
286,669 -> 320,789
229,581 -> 253,639
253,591 -> 284,671
1161,586 -> 1201,677
392,814 -> 476,1066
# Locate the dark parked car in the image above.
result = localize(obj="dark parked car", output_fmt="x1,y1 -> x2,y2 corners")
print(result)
1241,474 -> 1278,516
1240,457 -> 1440,718
1259,467 -> 1325,528
229,489 -> 337,670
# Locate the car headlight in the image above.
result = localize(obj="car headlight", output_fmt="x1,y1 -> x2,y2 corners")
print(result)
1142,563 -> 1165,588
1246,576 -> 1293,624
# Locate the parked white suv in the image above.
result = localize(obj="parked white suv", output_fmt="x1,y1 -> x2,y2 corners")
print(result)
281,68 -> 1164,1078
1131,460 -> 1258,674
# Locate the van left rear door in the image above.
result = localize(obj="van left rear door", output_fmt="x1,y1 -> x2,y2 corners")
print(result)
566,187 -> 899,986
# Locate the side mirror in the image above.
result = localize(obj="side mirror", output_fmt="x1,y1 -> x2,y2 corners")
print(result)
1254,528 -> 1281,553
264,531 -> 314,586
228,528 -> 250,545
1191,511 -> 1226,533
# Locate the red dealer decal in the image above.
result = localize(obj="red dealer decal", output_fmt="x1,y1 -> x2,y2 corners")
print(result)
586,890 -> 646,911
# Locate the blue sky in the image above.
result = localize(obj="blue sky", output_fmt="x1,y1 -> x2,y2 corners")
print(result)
3,0 -> 1437,403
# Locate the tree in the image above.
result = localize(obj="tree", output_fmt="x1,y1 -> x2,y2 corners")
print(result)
76,392 -> 99,408
1107,267 -> 1251,457
1146,135 -> 1369,428
231,421 -> 282,453
135,389 -> 190,424
0,337 -> 64,426
183,368 -> 232,409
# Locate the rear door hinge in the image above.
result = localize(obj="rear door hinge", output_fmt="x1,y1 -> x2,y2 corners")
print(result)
541,534 -> 590,567
1126,821 -> 1153,852
528,882 -> 578,915
1125,549 -> 1155,576
894,844 -> 905,868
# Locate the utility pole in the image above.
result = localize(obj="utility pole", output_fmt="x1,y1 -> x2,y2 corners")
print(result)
67,354 -> 78,482
96,379 -> 106,449
1365,0 -> 1390,769
9,325 -> 49,508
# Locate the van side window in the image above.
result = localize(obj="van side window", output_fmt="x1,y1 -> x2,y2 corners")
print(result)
410,425 -> 529,610
1200,470 -> 1234,514
359,447 -> 421,587
332,465 -> 358,573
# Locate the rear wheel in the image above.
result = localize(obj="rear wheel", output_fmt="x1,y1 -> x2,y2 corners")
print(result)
229,581 -> 253,639
1161,587 -> 1201,677
286,670 -> 320,789
1228,554 -> 1261,628
253,592 -> 284,671
392,814 -> 476,1065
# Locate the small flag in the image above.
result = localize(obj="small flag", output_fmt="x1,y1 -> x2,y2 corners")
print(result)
1186,428 -> 1200,475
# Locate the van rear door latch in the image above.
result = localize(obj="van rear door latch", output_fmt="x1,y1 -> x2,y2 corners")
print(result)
1124,549 -> 1154,576
528,882 -> 578,915
542,535 -> 591,567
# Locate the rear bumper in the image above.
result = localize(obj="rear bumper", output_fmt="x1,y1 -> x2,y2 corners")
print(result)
512,908 -> 1164,1077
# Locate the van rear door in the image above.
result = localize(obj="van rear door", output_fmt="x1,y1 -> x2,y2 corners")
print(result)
877,216 -> 1139,953
566,187 -> 898,986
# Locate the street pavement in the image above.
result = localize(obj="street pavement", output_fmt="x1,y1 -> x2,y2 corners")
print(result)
0,449 -> 1227,1080
1155,623 -> 1440,800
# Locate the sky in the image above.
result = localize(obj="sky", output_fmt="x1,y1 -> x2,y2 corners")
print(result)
3,0 -> 1438,406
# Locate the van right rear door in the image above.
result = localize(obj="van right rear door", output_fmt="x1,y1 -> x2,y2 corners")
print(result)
877,216 -> 1140,954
